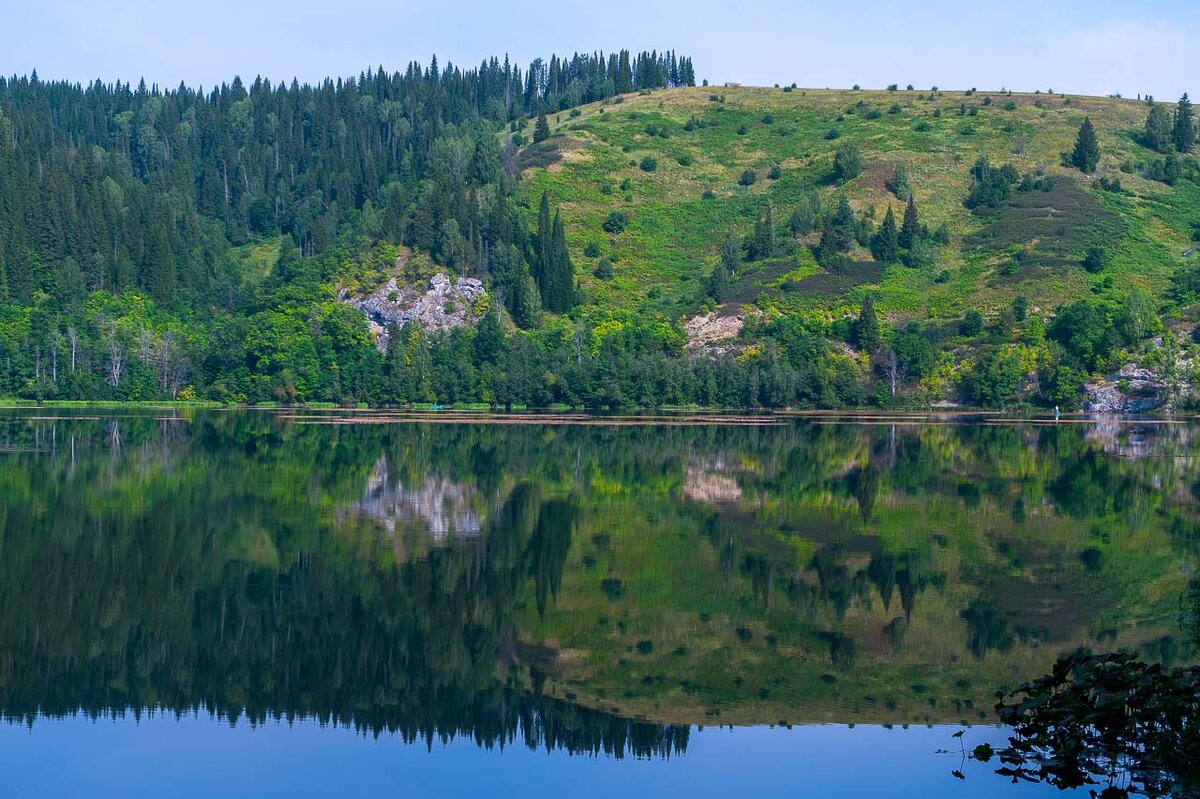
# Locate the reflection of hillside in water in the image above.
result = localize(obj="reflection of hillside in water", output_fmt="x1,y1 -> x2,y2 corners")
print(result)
0,410 -> 1197,741
342,456 -> 483,541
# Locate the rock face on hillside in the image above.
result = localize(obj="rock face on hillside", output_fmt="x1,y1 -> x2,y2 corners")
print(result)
1083,363 -> 1169,414
345,273 -> 487,352
684,312 -> 745,356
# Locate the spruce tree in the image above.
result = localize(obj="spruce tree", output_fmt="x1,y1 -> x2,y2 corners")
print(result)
534,191 -> 551,288
1144,104 -> 1173,153
1071,117 -> 1100,173
1174,93 -> 1195,153
831,194 -> 856,251
855,295 -> 881,354
543,211 -> 575,313
721,232 -> 741,275
899,195 -> 920,250
534,113 -> 551,144
707,262 -> 730,302
887,162 -> 910,200
873,206 -> 899,263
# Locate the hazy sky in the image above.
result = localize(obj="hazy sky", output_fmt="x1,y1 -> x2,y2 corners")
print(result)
5,0 -> 1196,99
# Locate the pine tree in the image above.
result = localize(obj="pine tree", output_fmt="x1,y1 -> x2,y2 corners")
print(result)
887,163 -> 910,200
899,195 -> 920,250
544,211 -> 575,313
1174,94 -> 1195,154
1071,117 -> 1100,173
534,191 -> 551,288
872,206 -> 899,263
721,232 -> 741,275
1144,104 -> 1173,153
534,113 -> 551,144
855,295 -> 881,354
472,307 -> 505,367
831,194 -> 856,252
707,261 -> 730,302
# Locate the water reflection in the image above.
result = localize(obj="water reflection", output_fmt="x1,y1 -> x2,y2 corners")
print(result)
0,410 -> 1195,761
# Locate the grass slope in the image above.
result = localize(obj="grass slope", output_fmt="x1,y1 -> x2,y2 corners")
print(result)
516,87 -> 1197,326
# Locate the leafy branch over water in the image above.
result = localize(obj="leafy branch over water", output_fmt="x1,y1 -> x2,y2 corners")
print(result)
973,649 -> 1200,797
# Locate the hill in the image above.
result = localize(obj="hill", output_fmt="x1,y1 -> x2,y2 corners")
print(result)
519,86 -> 1196,324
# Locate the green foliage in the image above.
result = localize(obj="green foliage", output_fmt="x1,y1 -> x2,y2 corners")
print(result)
1144,104 -> 1174,153
1174,93 -> 1195,154
1082,246 -> 1108,273
640,156 -> 658,172
534,113 -> 552,143
854,295 -> 880,353
603,211 -> 629,235
887,162 -> 911,200
871,205 -> 900,264
1071,117 -> 1100,173
833,142 -> 863,183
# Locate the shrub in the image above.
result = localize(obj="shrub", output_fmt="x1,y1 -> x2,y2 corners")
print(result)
737,124 -> 748,135
639,156 -> 657,172
738,169 -> 758,187
677,154 -> 693,167
825,128 -> 842,140
593,257 -> 613,280
833,142 -> 863,182
762,113 -> 774,124
583,241 -> 601,258
768,164 -> 783,180
961,309 -> 984,336
1082,247 -> 1108,273
603,211 -> 629,235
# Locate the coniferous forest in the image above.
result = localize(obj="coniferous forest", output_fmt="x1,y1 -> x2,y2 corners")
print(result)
0,50 -> 700,406
1,51 -> 1198,410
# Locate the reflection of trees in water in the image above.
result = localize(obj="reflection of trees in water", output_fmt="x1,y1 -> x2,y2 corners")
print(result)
0,416 -> 680,758
0,410 -> 1198,735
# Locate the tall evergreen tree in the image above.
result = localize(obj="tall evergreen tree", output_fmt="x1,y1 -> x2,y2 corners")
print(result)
721,232 -> 741,274
1071,117 -> 1100,173
534,113 -> 551,144
543,211 -> 575,313
535,191 -> 552,287
872,206 -> 899,264
1144,104 -> 1174,153
1174,93 -> 1195,154
899,196 -> 921,250
855,295 -> 881,354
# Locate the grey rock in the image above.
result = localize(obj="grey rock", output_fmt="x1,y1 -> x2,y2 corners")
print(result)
345,273 -> 487,352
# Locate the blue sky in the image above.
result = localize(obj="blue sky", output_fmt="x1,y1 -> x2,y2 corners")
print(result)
4,0 -> 1196,99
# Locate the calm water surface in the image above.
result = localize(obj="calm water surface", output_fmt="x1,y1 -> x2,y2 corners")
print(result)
0,409 -> 1195,796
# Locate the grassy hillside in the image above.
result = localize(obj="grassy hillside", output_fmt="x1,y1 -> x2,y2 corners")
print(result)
515,86 -> 1198,325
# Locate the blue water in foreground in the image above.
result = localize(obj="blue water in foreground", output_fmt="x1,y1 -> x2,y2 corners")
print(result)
0,716 -> 1064,798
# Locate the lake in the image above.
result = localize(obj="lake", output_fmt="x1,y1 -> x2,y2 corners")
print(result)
0,409 -> 1195,796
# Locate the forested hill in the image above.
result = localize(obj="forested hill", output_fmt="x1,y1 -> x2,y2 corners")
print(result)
0,59 -> 1197,410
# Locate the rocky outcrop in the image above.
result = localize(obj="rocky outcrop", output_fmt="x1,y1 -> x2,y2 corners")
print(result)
344,272 -> 487,352
1083,363 -> 1168,414
684,312 -> 745,356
